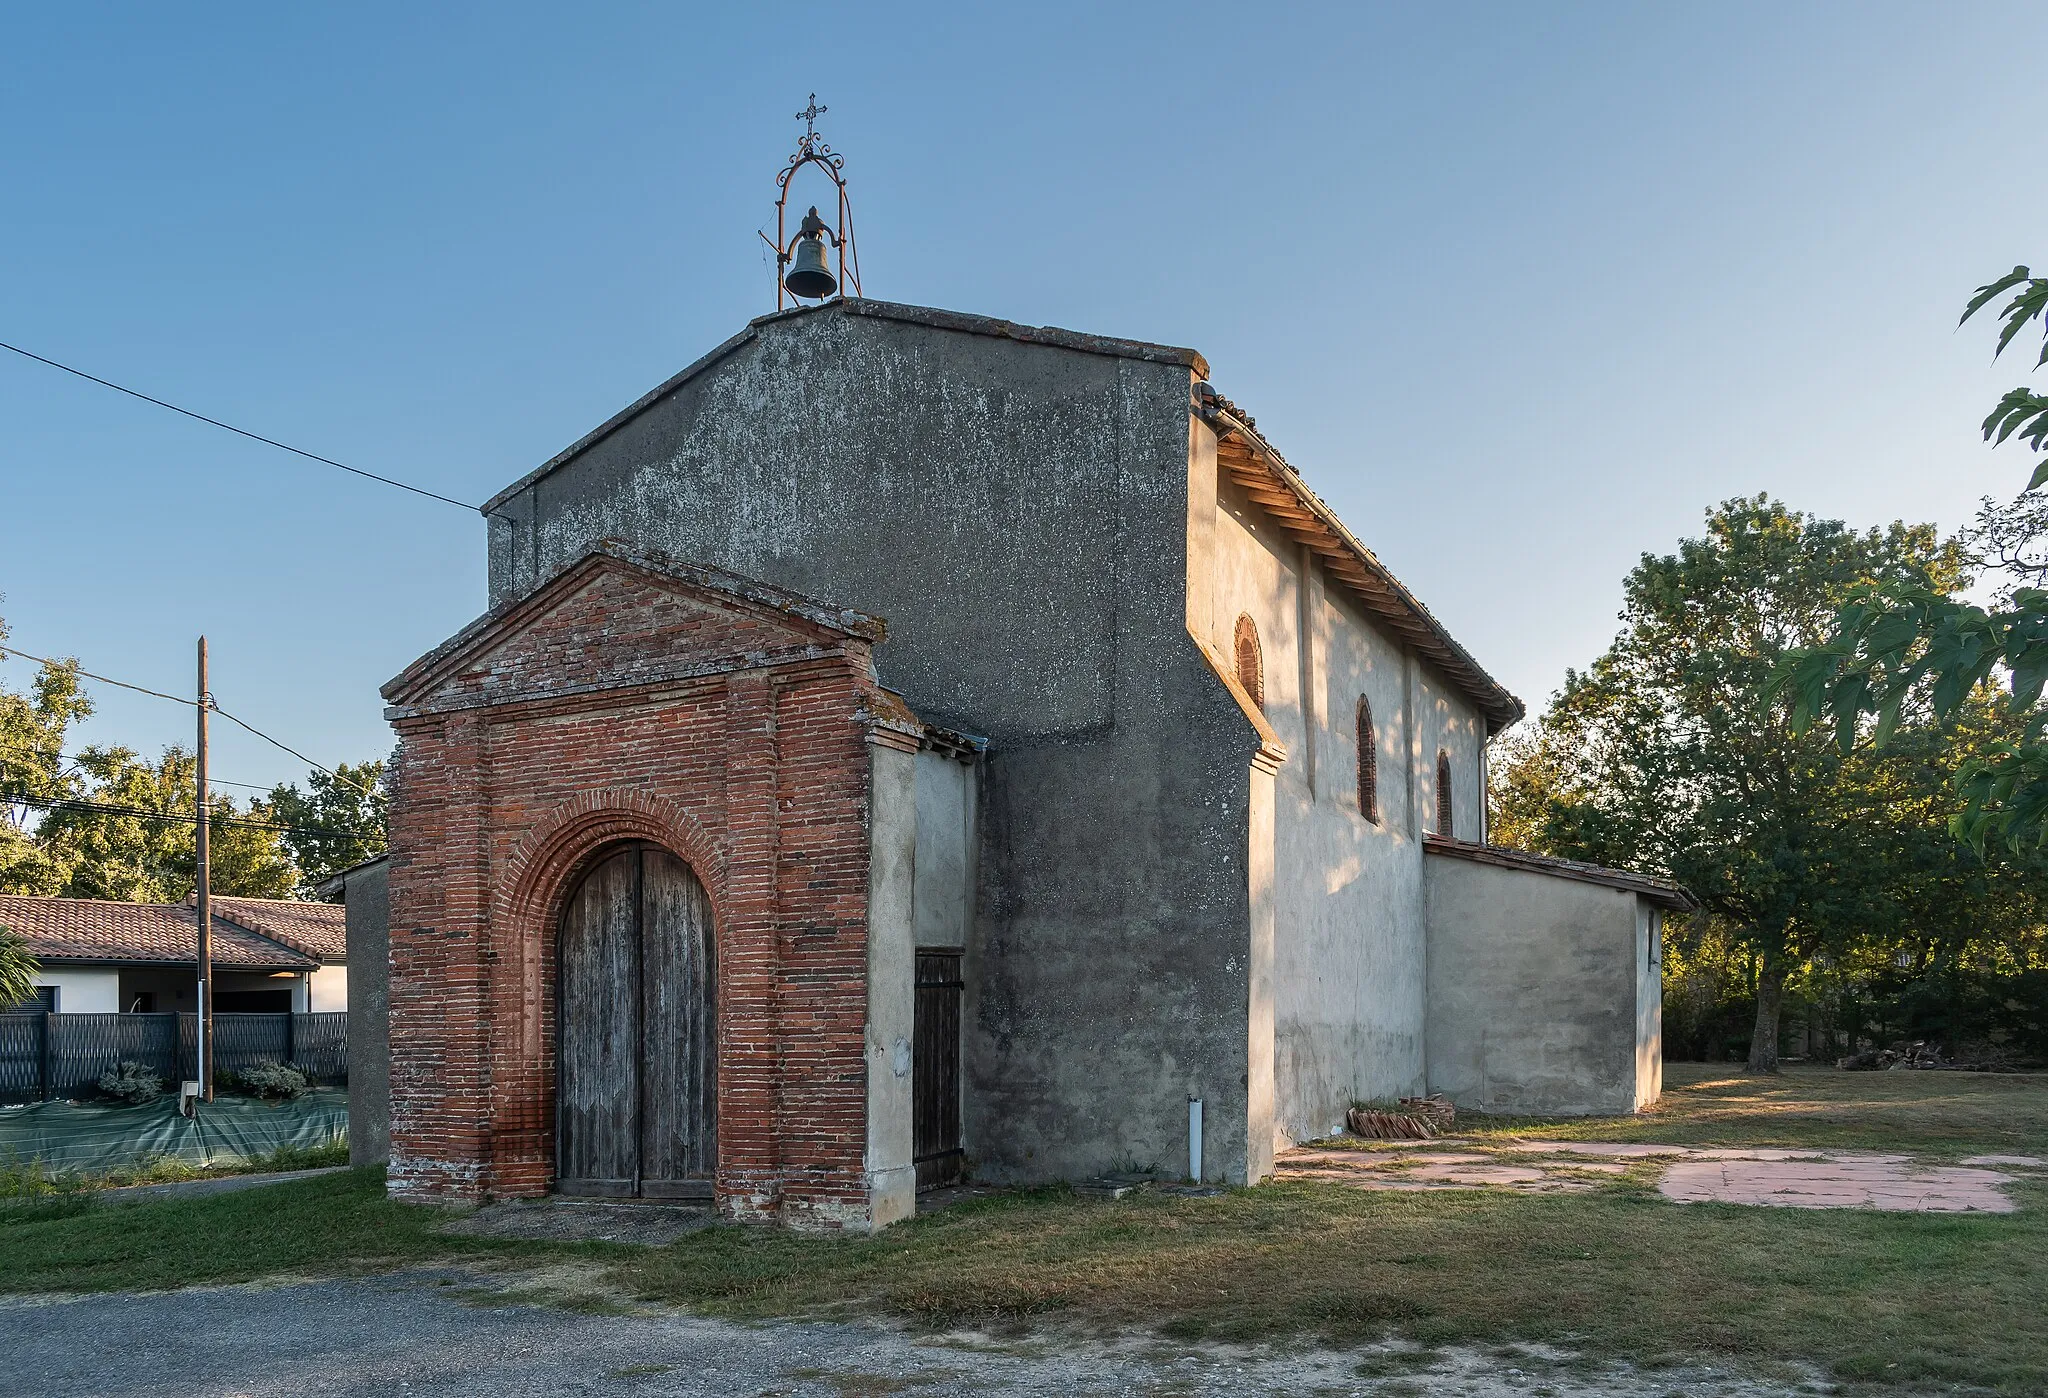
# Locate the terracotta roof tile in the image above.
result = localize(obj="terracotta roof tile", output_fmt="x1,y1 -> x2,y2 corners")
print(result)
208,896 -> 348,961
0,896 -> 322,970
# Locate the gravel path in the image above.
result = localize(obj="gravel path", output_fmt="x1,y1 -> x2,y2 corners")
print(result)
0,1269 -> 1828,1397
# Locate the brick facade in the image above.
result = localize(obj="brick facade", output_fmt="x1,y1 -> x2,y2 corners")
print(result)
381,542 -> 907,1228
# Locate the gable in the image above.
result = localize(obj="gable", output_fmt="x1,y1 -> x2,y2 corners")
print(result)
384,542 -> 882,717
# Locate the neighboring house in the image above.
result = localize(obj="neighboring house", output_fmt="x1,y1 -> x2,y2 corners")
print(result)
376,297 -> 1695,1231
0,894 -> 347,1014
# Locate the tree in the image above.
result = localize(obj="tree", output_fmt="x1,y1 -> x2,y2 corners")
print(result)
1494,497 -> 1970,1072
268,759 -> 387,896
1785,266 -> 2048,852
0,610 -> 93,897
34,745 -> 299,902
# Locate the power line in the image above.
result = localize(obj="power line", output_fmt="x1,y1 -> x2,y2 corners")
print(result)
208,706 -> 379,798
0,338 -> 478,511
0,643 -> 195,706
0,738 -> 277,792
0,644 -> 379,798
2,791 -> 359,840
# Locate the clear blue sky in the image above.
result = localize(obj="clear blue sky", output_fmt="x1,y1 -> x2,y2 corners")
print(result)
3,3 -> 2043,793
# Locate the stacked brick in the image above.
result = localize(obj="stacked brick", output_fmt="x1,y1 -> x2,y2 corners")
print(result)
380,543 -> 892,1228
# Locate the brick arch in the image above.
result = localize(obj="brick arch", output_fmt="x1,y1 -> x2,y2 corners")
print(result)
496,788 -> 730,944
484,789 -> 732,1198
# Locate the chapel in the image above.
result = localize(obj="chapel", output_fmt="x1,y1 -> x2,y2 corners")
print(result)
370,296 -> 1691,1230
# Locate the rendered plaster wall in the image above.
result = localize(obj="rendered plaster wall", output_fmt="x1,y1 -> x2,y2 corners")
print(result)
308,963 -> 349,1014
865,742 -> 918,1228
1634,905 -> 1664,1110
27,968 -> 118,1014
339,859 -> 390,1165
484,306 -> 1267,1187
911,748 -> 976,952
1423,854 -> 1647,1115
1202,467 -> 1480,1146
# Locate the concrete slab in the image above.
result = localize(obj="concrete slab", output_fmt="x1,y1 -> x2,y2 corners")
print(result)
441,1198 -> 717,1245
1658,1160 -> 2017,1213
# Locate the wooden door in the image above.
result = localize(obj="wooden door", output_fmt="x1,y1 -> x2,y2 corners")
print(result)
912,950 -> 963,1190
557,844 -> 716,1198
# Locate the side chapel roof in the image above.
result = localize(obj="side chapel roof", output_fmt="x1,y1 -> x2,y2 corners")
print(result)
1422,836 -> 1700,912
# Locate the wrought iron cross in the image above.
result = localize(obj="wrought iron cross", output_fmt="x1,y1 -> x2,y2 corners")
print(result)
797,94 -> 827,139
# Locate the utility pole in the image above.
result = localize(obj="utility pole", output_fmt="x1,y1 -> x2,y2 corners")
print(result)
195,636 -> 213,1104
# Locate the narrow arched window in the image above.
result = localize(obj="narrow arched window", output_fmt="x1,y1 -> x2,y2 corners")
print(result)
1234,614 -> 1264,709
1436,749 -> 1454,838
1356,697 -> 1379,824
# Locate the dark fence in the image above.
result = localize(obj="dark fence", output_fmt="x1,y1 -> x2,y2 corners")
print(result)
0,1013 -> 347,1104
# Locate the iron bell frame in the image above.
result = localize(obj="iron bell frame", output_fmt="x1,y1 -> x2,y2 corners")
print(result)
759,95 -> 862,310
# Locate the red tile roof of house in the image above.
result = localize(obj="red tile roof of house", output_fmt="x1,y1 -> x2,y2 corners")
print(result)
207,896 -> 348,961
0,895 -> 330,971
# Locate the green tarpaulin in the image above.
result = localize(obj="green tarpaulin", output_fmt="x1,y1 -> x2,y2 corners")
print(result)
0,1089 -> 345,1174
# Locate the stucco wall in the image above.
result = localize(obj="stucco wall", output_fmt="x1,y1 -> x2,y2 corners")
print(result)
865,743 -> 918,1228
1423,851 -> 1653,1115
1199,463 -> 1487,1144
484,308 -> 1266,1187
339,859 -> 390,1166
911,748 -> 976,952
308,963 -> 349,1014
28,967 -> 118,1014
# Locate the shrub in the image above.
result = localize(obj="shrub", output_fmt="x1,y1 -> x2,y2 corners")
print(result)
231,1062 -> 311,1101
97,1060 -> 164,1105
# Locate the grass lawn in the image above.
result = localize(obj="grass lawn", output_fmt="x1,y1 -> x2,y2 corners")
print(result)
1,1065 -> 2043,1393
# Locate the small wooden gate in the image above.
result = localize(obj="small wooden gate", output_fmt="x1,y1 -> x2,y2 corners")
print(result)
557,844 -> 716,1199
913,950 -> 963,1190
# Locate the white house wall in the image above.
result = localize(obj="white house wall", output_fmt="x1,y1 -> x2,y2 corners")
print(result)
1203,470 -> 1487,1144
28,967 -> 119,1014
308,963 -> 349,1014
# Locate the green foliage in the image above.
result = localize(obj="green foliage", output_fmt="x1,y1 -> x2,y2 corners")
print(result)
32,745 -> 298,902
0,607 -> 93,898
95,1061 -> 165,1105
226,1061 -> 311,1100
1492,496 -> 2005,1070
1787,264 -> 2048,852
1658,917 -> 1755,1062
268,760 -> 387,896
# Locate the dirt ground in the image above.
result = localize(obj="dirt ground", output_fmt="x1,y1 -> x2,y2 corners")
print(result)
0,1268 -> 1840,1398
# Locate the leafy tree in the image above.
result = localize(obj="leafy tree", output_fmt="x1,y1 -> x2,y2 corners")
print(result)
268,759 -> 387,896
1785,266 -> 2048,851
1493,497 -> 1971,1071
0,610 -> 93,897
35,745 -> 298,902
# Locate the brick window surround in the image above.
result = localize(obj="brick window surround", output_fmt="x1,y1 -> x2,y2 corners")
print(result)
1234,614 -> 1264,710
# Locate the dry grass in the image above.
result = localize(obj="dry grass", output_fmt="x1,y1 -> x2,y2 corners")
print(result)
1460,1061 -> 2048,1158
0,1068 -> 2041,1392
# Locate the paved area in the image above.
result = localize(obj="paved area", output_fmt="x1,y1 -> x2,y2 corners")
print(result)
1275,1138 -> 2042,1211
444,1198 -> 718,1245
0,1270 -> 1828,1397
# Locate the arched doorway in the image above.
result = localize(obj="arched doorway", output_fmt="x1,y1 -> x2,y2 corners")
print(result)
556,842 -> 716,1199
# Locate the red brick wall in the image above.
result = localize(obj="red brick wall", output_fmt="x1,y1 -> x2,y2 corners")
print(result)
383,558 -> 884,1226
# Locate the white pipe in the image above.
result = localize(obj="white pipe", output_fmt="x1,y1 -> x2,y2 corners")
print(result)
1187,1097 -> 1203,1183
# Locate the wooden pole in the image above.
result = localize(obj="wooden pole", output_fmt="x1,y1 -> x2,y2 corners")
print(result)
196,636 -> 213,1103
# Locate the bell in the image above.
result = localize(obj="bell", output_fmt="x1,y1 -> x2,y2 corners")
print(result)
784,207 -> 838,299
